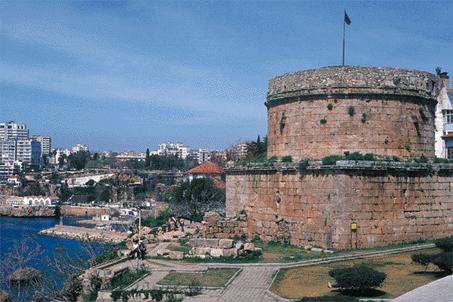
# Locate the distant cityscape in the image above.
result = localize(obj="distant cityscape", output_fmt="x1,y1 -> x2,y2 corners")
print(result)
0,120 -> 255,181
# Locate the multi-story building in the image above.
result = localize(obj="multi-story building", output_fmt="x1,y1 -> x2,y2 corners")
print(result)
71,144 -> 89,153
157,143 -> 190,159
434,71 -> 453,159
197,148 -> 211,164
232,142 -> 248,160
0,121 -> 29,140
31,135 -> 52,156
0,121 -> 41,169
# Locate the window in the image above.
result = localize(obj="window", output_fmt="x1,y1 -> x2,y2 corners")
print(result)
445,110 -> 453,124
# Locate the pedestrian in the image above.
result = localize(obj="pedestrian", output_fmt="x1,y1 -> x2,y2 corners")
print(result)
179,218 -> 185,232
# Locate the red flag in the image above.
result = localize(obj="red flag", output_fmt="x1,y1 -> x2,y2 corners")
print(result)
344,11 -> 351,25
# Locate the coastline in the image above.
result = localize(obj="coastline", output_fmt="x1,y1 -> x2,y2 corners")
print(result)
39,224 -> 128,243
0,204 -> 112,218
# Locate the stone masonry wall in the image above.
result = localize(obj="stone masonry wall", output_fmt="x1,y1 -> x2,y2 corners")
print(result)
267,98 -> 435,161
60,205 -> 111,217
226,166 -> 453,249
266,66 -> 437,161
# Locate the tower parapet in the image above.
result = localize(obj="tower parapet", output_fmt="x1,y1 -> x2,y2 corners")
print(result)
266,66 -> 438,161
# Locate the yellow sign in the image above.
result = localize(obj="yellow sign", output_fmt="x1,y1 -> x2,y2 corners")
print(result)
351,222 -> 357,231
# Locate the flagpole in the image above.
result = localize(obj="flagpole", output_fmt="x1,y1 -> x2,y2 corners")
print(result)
342,10 -> 346,66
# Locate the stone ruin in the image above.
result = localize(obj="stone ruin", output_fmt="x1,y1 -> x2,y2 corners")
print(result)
224,66 -> 453,250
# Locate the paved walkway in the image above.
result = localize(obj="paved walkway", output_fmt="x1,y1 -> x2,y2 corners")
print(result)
218,267 -> 279,302
94,243 -> 446,302
392,274 -> 453,302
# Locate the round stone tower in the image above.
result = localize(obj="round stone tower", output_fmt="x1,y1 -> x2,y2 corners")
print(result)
266,66 -> 438,161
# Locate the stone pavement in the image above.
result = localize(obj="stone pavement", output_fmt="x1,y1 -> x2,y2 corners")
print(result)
95,243 -> 447,302
392,274 -> 453,302
217,267 -> 280,302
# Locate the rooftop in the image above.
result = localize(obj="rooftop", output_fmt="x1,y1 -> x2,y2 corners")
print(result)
186,161 -> 224,175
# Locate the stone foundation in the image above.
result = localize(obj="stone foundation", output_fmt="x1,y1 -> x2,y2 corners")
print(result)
60,205 -> 111,217
226,162 -> 453,249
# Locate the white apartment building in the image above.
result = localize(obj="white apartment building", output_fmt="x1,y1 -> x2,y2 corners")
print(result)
197,148 -> 211,163
434,71 -> 453,159
31,135 -> 52,156
0,121 -> 29,140
157,143 -> 190,159
72,144 -> 89,153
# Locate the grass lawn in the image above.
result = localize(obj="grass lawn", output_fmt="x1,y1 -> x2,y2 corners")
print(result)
157,268 -> 239,288
270,248 -> 446,299
104,269 -> 148,290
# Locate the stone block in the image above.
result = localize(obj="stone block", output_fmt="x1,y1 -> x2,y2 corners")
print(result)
219,239 -> 234,249
243,243 -> 255,251
210,248 -> 224,257
192,247 -> 211,256
189,238 -> 219,248
168,251 -> 184,260
223,248 -> 238,257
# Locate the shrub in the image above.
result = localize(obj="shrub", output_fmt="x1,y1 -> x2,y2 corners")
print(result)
431,252 -> 453,273
281,155 -> 293,162
411,253 -> 431,270
434,157 -> 452,164
345,152 -> 363,161
185,279 -> 202,296
320,118 -> 327,125
347,106 -> 355,116
322,155 -> 342,165
361,113 -> 368,123
415,155 -> 429,163
392,156 -> 401,162
269,156 -> 278,162
435,237 -> 453,252
328,265 -> 386,292
363,153 -> 375,161
327,104 -> 333,111
298,159 -> 309,171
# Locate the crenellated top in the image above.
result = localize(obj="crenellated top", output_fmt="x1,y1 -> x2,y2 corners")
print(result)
267,66 -> 438,105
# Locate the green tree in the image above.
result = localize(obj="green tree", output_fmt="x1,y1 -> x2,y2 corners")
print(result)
328,265 -> 386,293
166,178 -> 225,221
145,148 -> 151,168
68,151 -> 90,170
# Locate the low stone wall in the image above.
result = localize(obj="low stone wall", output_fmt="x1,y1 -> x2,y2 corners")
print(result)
200,212 -> 248,239
40,225 -> 127,243
0,205 -> 57,217
60,205 -> 111,217
226,163 -> 453,249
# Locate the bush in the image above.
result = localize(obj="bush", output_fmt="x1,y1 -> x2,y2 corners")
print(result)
363,153 -> 375,161
434,157 -> 452,164
322,155 -> 342,165
347,106 -> 355,116
281,155 -> 293,162
298,159 -> 309,171
328,265 -> 386,292
431,252 -> 453,273
298,296 -> 360,302
344,152 -> 363,161
435,237 -> 453,252
320,118 -> 327,125
361,113 -> 368,123
415,155 -> 429,163
141,209 -> 171,228
327,104 -> 333,111
411,253 -> 431,270
185,279 -> 202,296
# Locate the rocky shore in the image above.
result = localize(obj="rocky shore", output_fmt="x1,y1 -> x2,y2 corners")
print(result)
39,225 -> 128,243
0,205 -> 57,217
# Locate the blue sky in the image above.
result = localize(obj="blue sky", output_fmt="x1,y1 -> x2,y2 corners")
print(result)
1,0 -> 452,151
